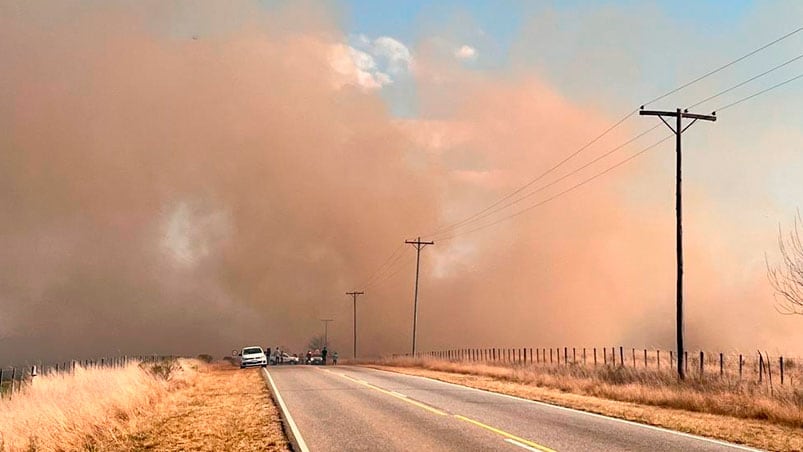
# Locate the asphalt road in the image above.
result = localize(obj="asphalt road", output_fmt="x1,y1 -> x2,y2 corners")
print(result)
264,366 -> 758,452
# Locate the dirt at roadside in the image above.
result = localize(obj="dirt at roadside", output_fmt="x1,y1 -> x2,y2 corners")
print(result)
120,362 -> 288,452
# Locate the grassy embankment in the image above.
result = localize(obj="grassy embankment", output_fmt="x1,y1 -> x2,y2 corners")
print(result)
370,355 -> 803,451
0,358 -> 288,451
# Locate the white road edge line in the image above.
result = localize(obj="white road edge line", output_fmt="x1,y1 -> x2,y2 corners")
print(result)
505,438 -> 542,451
363,367 -> 760,452
263,368 -> 310,452
390,391 -> 408,398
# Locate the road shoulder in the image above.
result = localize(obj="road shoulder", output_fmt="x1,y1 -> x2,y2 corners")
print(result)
119,362 -> 289,451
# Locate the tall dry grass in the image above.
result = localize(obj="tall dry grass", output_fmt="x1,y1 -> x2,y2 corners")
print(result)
380,356 -> 803,428
0,359 -> 197,451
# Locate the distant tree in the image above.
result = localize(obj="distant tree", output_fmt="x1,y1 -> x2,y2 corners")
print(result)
307,335 -> 326,351
767,210 -> 803,314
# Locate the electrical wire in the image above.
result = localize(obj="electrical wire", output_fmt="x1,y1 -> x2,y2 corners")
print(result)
358,243 -> 405,288
688,52 -> 803,109
644,26 -> 803,107
436,134 -> 674,242
425,109 -> 638,238
429,124 -> 662,240
715,71 -> 803,112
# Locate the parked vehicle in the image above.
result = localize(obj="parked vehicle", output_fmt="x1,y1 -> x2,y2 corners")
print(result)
235,346 -> 267,368
282,353 -> 300,364
307,355 -> 323,365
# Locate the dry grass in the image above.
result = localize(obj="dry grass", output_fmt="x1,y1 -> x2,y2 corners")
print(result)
119,362 -> 288,451
0,359 -> 288,452
370,356 -> 803,451
0,359 -> 196,451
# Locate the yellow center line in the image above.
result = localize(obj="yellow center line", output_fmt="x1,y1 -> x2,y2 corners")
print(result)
454,415 -> 557,452
330,370 -> 556,451
337,372 -> 447,416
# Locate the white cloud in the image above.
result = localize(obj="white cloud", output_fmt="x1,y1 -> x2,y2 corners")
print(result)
328,44 -> 392,90
372,36 -> 412,73
328,35 -> 413,91
454,44 -> 477,61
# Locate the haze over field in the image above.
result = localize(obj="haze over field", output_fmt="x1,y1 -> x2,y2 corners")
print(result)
2,1 -> 803,364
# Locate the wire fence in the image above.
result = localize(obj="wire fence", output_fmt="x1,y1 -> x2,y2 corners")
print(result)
400,347 -> 800,386
0,355 -> 175,400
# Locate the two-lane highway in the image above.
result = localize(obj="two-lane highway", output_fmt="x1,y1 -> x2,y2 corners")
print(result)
264,366 -> 758,452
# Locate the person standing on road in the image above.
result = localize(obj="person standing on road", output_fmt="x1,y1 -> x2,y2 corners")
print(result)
276,346 -> 282,364
332,351 -> 338,365
321,346 -> 328,365
266,347 -> 271,365
306,350 -> 312,364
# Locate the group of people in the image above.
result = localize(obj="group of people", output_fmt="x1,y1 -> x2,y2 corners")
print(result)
264,346 -> 293,365
263,345 -> 338,365
305,346 -> 339,365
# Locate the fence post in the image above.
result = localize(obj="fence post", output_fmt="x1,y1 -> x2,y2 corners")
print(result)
0,368 -> 4,399
619,347 -> 624,367
719,353 -> 724,378
685,351 -> 689,374
657,350 -> 660,369
11,367 -> 16,396
529,348 -> 533,364
594,347 -> 597,366
583,348 -> 587,365
564,347 -> 568,365
780,357 -> 784,385
739,354 -> 743,380
643,349 -> 647,367
603,348 -> 607,365
669,350 -> 673,369
550,348 -> 553,364
632,348 -> 636,368
699,351 -> 704,379
759,353 -> 764,383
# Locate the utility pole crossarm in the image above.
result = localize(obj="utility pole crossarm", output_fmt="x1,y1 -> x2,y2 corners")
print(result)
639,109 -> 717,122
405,238 -> 435,248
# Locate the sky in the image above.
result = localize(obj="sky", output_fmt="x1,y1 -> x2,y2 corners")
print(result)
1,1 -> 803,366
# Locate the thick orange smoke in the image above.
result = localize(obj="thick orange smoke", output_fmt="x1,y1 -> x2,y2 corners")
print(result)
1,2 -> 799,365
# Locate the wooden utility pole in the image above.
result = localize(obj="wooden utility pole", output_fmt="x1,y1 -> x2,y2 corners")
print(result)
320,319 -> 334,348
405,237 -> 434,356
346,291 -> 364,359
639,107 -> 716,380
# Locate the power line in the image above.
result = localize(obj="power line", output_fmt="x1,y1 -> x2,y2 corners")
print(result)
644,26 -> 803,107
358,243 -> 405,288
429,124 -> 662,240
715,71 -> 803,112
688,52 -> 803,109
436,134 -> 674,242
363,252 -> 414,290
425,109 -> 638,238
